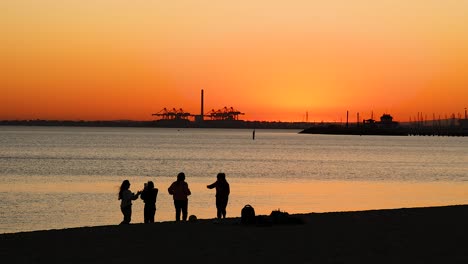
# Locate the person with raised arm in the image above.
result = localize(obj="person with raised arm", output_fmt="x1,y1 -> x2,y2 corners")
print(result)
207,172 -> 230,221
118,180 -> 141,225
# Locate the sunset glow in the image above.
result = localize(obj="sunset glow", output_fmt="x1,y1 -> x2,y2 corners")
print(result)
2,0 -> 468,122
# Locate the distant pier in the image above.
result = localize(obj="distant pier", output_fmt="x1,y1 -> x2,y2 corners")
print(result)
300,114 -> 468,137
408,126 -> 467,137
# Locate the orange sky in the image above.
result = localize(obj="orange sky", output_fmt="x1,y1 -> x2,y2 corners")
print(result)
2,0 -> 468,122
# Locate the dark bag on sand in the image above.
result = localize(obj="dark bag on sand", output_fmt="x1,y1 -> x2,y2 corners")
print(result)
241,204 -> 256,225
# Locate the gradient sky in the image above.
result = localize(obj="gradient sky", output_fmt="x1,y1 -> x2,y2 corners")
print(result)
2,0 -> 468,122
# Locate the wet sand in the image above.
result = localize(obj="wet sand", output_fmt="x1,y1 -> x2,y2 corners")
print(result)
1,204 -> 467,264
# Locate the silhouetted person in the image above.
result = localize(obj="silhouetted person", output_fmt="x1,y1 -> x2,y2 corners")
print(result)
207,172 -> 230,220
168,172 -> 191,221
141,181 -> 158,223
118,180 -> 141,225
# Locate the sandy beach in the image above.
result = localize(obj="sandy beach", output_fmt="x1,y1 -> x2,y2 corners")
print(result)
1,204 -> 467,264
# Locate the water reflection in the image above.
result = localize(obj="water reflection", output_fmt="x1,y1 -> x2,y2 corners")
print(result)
1,176 -> 467,233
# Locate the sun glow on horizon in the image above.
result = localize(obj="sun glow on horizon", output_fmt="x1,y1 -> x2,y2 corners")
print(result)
1,1 -> 467,122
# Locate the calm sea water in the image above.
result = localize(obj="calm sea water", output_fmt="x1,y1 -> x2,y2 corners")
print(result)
0,126 -> 467,233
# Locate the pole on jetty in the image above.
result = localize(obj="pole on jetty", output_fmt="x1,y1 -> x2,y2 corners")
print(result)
200,89 -> 204,121
346,110 -> 349,128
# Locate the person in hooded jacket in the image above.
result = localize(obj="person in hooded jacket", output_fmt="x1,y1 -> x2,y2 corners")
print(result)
168,172 -> 191,221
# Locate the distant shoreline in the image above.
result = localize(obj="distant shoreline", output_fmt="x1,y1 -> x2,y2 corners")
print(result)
2,119 -> 467,136
0,119 -> 309,129
1,204 -> 467,263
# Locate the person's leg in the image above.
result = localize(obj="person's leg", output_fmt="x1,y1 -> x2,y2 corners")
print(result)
174,200 -> 181,221
127,206 -> 132,223
216,199 -> 222,219
222,197 -> 228,218
120,207 -> 126,224
148,205 -> 155,223
217,198 -> 228,219
144,205 -> 150,223
181,200 -> 188,221
221,208 -> 226,219
121,205 -> 132,224
150,207 -> 155,223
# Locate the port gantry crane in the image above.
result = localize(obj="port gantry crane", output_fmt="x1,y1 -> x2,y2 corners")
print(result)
153,106 -> 245,121
152,108 -> 192,120
206,106 -> 245,121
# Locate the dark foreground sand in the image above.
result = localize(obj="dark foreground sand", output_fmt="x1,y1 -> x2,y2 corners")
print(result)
1,205 -> 467,264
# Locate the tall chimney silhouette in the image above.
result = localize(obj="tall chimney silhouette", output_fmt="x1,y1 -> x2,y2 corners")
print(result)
200,89 -> 204,121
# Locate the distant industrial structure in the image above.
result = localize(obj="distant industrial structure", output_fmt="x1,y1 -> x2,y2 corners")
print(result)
206,107 -> 244,121
152,89 -> 245,126
152,108 -> 192,121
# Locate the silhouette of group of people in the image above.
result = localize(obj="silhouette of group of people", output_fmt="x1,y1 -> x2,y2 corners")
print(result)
118,172 -> 230,224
